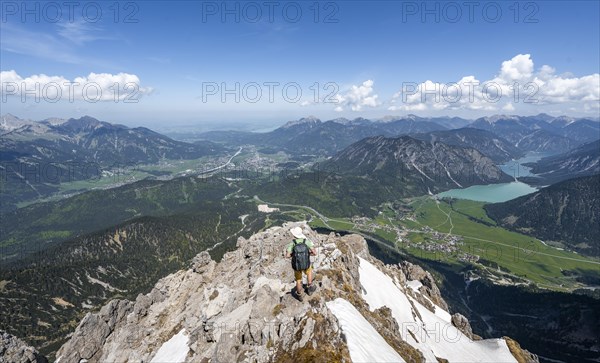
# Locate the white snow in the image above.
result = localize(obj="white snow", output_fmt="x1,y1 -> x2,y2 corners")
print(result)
150,329 -> 190,363
358,256 -> 439,361
326,298 -> 406,363
406,279 -> 423,293
358,256 -> 518,363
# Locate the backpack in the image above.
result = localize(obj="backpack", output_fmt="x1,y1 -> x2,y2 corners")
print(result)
291,238 -> 310,271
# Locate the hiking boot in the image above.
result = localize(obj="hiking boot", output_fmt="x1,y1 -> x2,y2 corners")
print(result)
293,289 -> 304,302
306,284 -> 317,295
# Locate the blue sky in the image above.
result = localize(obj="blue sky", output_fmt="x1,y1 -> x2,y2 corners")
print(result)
1,0 -> 599,129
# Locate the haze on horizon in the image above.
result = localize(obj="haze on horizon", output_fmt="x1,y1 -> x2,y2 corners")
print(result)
1,1 -> 599,128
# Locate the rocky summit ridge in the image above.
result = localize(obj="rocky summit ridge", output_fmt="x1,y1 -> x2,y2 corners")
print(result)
52,222 -> 538,363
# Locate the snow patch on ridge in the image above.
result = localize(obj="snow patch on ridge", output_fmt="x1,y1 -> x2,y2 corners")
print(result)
358,256 -> 517,363
150,329 -> 190,363
326,298 -> 406,363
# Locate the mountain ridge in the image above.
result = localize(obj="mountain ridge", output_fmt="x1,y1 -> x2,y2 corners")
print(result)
325,135 -> 513,191
522,140 -> 600,185
54,222 -> 538,363
485,174 -> 600,257
0,114 -> 224,211
468,115 -> 599,153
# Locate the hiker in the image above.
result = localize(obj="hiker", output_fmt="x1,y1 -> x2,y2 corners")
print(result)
285,226 -> 317,301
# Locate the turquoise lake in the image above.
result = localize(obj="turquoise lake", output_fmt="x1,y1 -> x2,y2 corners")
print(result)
437,152 -> 554,203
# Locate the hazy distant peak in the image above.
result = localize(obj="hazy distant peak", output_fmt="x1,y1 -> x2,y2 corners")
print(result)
0,113 -> 37,132
281,115 -> 321,128
1,113 -> 20,121
42,117 -> 67,125
375,114 -> 423,123
533,113 -> 556,122
376,115 -> 400,122
551,115 -> 577,127
480,114 -> 521,123
328,117 -> 350,124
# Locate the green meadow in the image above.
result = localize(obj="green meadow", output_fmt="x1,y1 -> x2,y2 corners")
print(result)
401,197 -> 600,290
303,196 -> 599,291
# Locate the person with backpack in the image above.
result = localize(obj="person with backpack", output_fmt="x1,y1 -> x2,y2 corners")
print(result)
285,226 -> 317,301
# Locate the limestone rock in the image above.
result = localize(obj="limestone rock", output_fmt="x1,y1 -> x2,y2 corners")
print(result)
451,313 -> 474,339
0,331 -> 48,363
54,222 -> 533,363
400,261 -> 448,310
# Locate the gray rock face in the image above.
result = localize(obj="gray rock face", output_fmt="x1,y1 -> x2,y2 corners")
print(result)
451,313 -> 475,339
55,222 -> 351,363
400,261 -> 449,311
56,300 -> 133,362
0,331 -> 48,363
55,222 -> 532,363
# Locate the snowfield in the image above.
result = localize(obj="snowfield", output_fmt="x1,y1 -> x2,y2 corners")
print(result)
150,329 -> 190,363
326,298 -> 406,363
357,256 -> 518,363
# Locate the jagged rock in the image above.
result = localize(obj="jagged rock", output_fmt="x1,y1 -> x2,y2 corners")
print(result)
213,332 -> 241,363
55,222 -> 533,363
55,300 -> 132,362
191,251 -> 213,273
504,337 -> 540,363
323,242 -> 337,250
248,285 -> 280,344
451,313 -> 474,339
0,331 -> 48,363
400,261 -> 448,311
297,317 -> 315,348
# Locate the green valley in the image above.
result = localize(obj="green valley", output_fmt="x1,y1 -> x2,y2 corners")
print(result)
256,195 -> 599,292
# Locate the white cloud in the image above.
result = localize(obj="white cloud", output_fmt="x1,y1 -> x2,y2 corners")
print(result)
0,70 -> 153,102
390,54 -> 599,113
388,103 -> 426,112
498,53 -> 534,81
335,80 -> 380,111
534,74 -> 600,104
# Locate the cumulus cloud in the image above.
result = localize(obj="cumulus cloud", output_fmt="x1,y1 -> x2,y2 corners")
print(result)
498,53 -> 534,81
0,70 -> 153,102
334,80 -> 380,112
390,54 -> 599,113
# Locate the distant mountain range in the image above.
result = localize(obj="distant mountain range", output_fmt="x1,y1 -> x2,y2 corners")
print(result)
521,140 -> 600,185
199,113 -> 598,159
485,175 -> 600,257
3,112 -> 598,212
1,114 -> 222,165
247,136 -> 513,219
0,114 -> 223,211
467,114 -> 599,153
410,128 -> 524,163
199,115 -> 455,155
